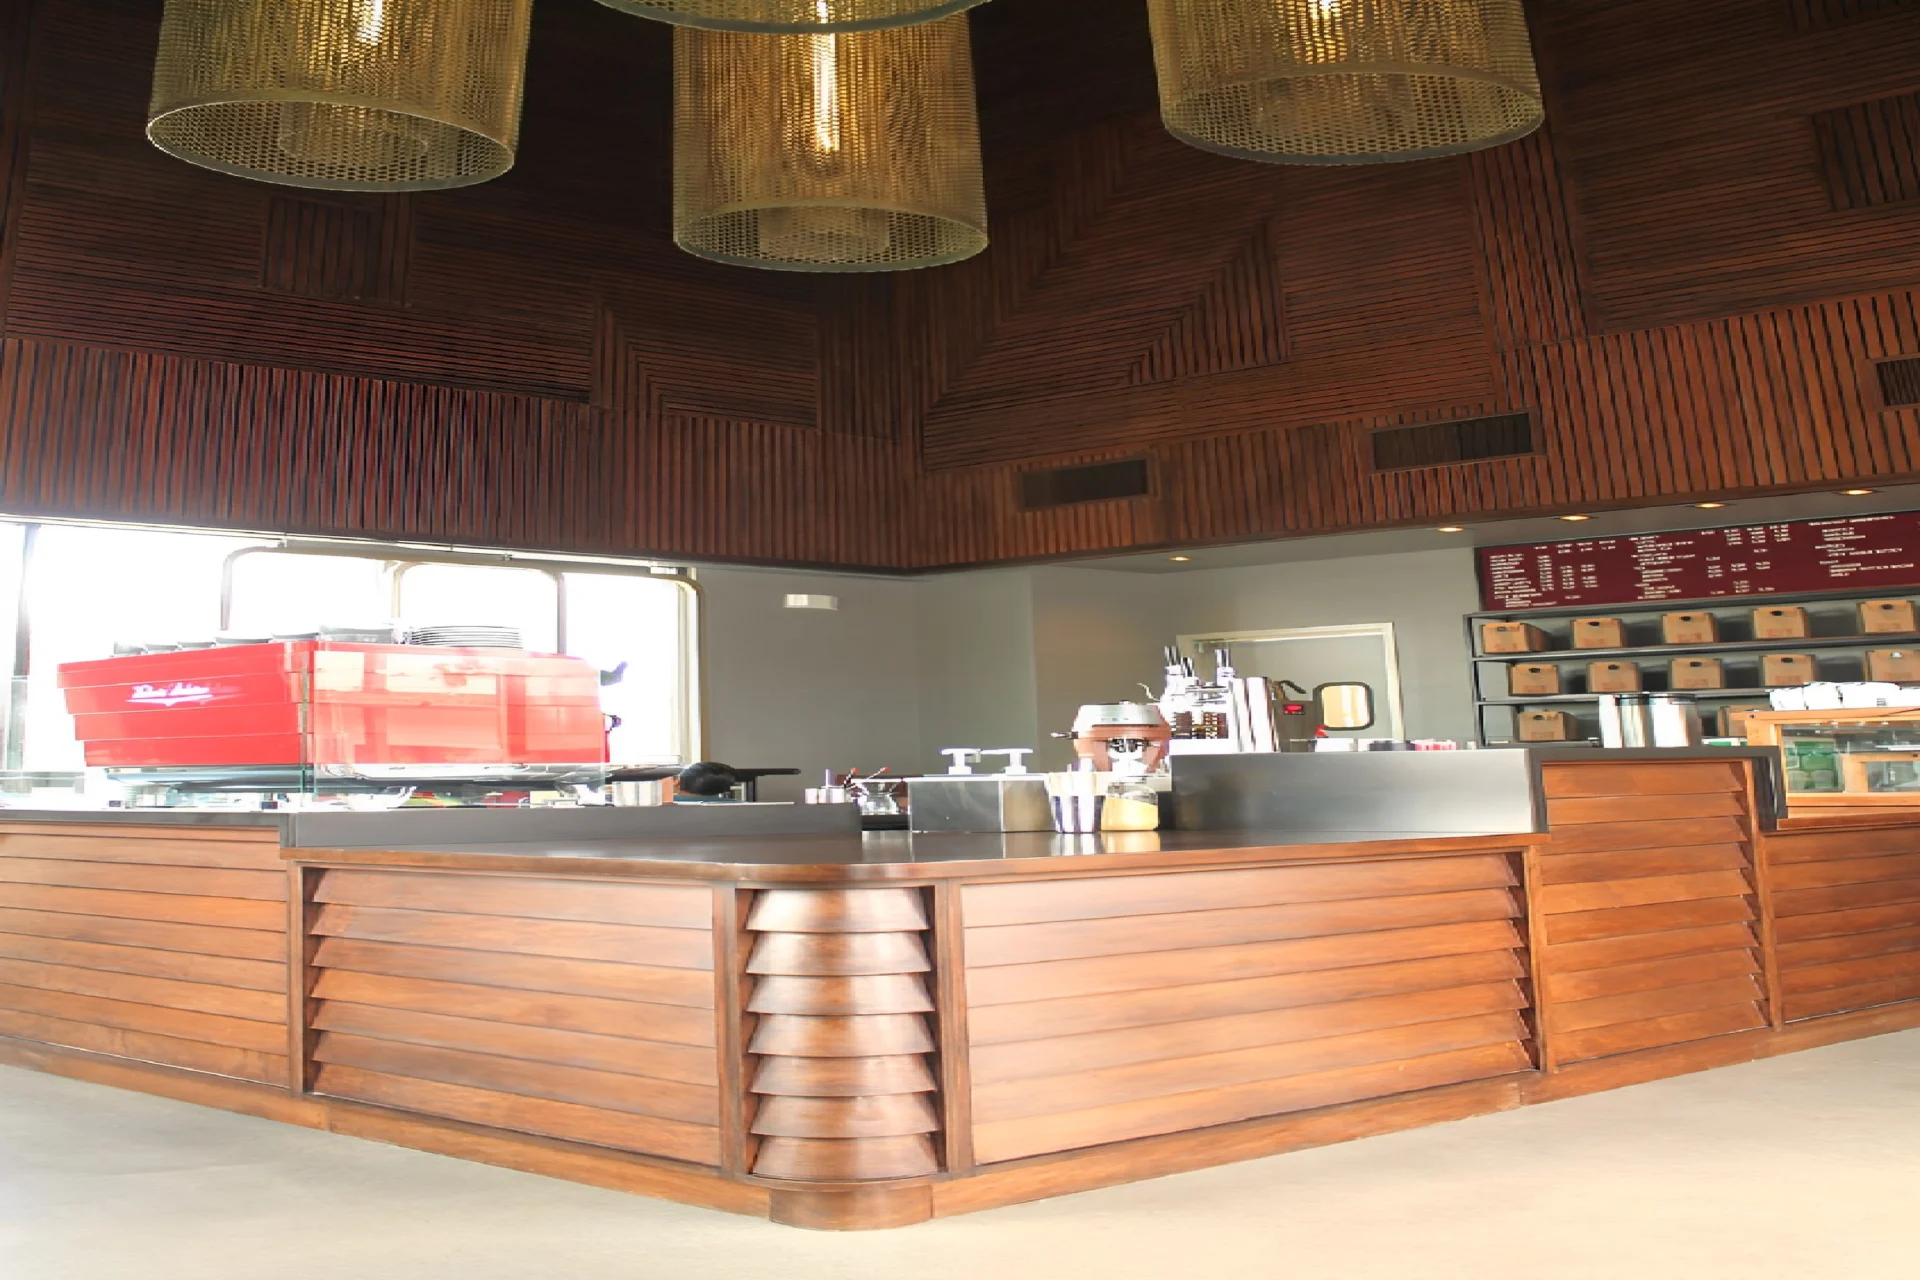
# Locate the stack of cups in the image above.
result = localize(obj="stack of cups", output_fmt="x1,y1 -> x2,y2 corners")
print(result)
1045,766 -> 1104,834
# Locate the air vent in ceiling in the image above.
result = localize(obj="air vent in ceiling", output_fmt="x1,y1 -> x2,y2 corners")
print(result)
1812,92 -> 1920,210
1788,0 -> 1920,30
1018,458 -> 1152,510
1875,356 -> 1920,407
1371,413 -> 1536,472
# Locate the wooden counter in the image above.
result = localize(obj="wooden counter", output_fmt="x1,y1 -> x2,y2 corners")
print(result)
2,756 -> 1917,1230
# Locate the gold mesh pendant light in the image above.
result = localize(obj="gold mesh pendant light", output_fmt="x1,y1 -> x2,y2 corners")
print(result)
594,0 -> 987,36
674,17 -> 988,272
1147,0 -> 1544,165
148,0 -> 533,191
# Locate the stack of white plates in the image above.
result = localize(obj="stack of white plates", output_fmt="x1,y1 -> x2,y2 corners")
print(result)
408,625 -> 524,650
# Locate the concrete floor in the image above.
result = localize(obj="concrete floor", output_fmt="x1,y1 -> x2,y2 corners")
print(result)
2,1031 -> 1916,1280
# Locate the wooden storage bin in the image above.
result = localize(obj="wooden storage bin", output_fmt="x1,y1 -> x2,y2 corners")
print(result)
1670,657 -> 1726,689
1763,653 -> 1818,686
1587,660 -> 1642,693
1507,663 -> 1561,697
1662,612 -> 1719,644
1754,605 -> 1810,639
1861,599 -> 1919,634
1481,622 -> 1548,654
1866,648 -> 1920,683
1517,710 -> 1577,742
1719,704 -> 1773,739
1572,617 -> 1627,649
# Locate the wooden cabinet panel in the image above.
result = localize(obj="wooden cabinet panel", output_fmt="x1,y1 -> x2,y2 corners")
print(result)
314,871 -> 711,929
0,932 -> 284,992
0,828 -> 292,1082
971,1042 -> 1532,1166
313,1033 -> 720,1126
312,1064 -> 721,1166
310,904 -> 713,969
968,951 -> 1526,1045
971,985 -> 1526,1086
306,870 -> 724,1165
966,920 -> 1526,1007
1534,763 -> 1768,1067
962,857 -> 1532,1163
966,889 -> 1523,967
0,883 -> 283,931
0,1007 -> 287,1085
310,1002 -> 716,1086
309,970 -> 716,1048
0,857 -> 286,901
962,855 -> 1519,928
0,906 -> 284,962
311,937 -> 713,1009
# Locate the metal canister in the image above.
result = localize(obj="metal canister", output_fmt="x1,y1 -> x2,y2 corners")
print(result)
1648,693 -> 1704,748
1599,693 -> 1653,749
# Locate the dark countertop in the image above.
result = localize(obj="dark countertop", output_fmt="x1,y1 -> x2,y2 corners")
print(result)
0,747 -> 1791,882
0,808 -> 286,828
279,828 -> 1538,882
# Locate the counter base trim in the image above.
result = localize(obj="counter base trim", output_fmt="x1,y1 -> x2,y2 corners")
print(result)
8,997 -> 1918,1230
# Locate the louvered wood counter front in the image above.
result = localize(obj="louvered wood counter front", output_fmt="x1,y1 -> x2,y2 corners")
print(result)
2,757 -> 1916,1229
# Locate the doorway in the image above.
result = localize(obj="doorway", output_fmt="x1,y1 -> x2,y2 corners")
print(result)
1178,623 -> 1406,739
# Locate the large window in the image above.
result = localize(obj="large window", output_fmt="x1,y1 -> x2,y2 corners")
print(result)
0,518 -> 699,774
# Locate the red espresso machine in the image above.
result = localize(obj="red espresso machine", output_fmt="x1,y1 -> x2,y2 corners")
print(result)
58,641 -> 608,798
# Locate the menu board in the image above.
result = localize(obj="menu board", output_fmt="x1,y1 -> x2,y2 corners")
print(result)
1479,511 -> 1920,611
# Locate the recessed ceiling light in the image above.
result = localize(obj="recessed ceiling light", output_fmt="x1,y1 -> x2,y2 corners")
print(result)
1559,514 -> 1593,522
1437,526 -> 1466,533
1841,488 -> 1877,496
1694,502 -> 1728,509
1169,555 -> 1192,563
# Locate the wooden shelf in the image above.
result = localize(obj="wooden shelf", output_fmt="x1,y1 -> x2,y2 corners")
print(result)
1467,585 -> 1920,745
1478,689 -> 1780,706
1472,632 -> 1920,663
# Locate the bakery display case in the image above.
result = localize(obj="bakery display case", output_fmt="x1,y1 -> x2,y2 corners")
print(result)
1742,708 -> 1920,806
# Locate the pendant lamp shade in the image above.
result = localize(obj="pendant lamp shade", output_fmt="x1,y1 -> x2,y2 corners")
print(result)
592,0 -> 988,36
1146,0 -> 1544,165
147,0 -> 533,191
673,17 -> 988,272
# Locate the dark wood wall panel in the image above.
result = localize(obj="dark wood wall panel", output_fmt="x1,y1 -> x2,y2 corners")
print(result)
883,0 -> 1920,566
0,338 -> 616,551
7,0 -> 1920,570
0,0 -> 911,569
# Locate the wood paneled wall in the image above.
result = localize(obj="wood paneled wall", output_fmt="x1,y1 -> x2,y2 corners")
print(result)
891,0 -> 1920,567
4,0 -> 1920,571
0,0 -> 909,569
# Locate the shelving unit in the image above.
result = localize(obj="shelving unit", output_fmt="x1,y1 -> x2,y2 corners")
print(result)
1466,585 -> 1920,744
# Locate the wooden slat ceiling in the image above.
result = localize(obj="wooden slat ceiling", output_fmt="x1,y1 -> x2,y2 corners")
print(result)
1,0 -> 1918,571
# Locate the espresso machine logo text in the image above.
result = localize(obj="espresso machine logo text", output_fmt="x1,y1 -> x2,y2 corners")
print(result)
128,682 -> 216,708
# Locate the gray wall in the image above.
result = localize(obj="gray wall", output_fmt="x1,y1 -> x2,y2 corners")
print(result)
696,546 -> 1484,790
696,566 -> 922,800
913,569 -> 1041,769
1155,548 -> 1481,744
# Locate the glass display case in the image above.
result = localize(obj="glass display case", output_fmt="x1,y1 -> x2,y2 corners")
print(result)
1743,709 -> 1920,806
